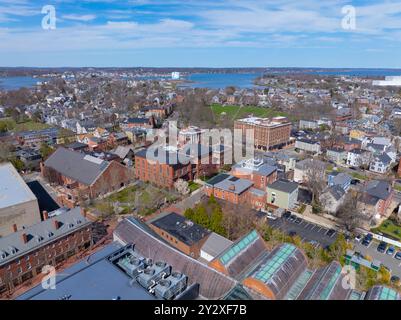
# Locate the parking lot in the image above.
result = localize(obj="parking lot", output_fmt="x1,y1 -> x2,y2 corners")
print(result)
266,212 -> 401,278
266,214 -> 337,248
354,240 -> 401,278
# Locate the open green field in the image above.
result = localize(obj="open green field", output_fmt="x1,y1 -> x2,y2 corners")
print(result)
0,118 -> 52,132
210,104 -> 289,121
372,219 -> 401,241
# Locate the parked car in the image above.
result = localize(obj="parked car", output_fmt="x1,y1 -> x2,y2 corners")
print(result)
386,246 -> 395,256
362,234 -> 373,247
289,231 -> 297,237
283,211 -> 291,219
395,251 -> 401,260
377,242 -> 387,253
289,215 -> 297,222
391,276 -> 400,285
266,212 -> 278,220
294,217 -> 302,224
326,229 -> 336,237
354,234 -> 363,242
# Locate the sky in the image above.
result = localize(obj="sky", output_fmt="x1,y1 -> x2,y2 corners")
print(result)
1,0 -> 401,68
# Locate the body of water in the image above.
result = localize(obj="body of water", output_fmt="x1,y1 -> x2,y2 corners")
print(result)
266,68 -> 401,77
181,73 -> 264,89
2,69 -> 401,91
0,76 -> 45,91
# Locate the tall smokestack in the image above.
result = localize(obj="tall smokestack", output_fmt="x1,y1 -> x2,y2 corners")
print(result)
53,220 -> 60,230
21,233 -> 28,244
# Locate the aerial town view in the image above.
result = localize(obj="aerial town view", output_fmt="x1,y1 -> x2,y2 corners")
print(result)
1,0 -> 401,311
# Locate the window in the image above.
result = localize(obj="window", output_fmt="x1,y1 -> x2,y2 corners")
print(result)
27,263 -> 31,270
17,260 -> 21,265
271,192 -> 276,204
17,267 -> 22,274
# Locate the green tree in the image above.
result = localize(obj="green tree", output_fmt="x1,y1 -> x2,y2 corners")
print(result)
40,142 -> 54,159
210,206 -> 226,236
193,205 -> 210,227
184,208 -> 195,221
10,158 -> 25,172
322,234 -> 348,264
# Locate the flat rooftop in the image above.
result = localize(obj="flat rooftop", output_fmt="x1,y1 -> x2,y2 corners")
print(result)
150,212 -> 210,246
17,242 -> 160,300
0,162 -> 37,209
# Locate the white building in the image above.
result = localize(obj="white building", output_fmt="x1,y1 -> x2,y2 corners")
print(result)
347,149 -> 371,168
373,76 -> 401,87
0,163 -> 41,237
171,72 -> 180,80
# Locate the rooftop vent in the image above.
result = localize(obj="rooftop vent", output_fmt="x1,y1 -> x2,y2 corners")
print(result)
9,246 -> 18,255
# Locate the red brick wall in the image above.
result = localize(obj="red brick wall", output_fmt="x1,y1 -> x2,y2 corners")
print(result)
0,225 -> 92,293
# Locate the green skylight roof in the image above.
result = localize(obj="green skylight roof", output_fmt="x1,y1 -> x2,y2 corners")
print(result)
253,243 -> 296,283
220,230 -> 258,265
379,287 -> 399,300
318,265 -> 342,300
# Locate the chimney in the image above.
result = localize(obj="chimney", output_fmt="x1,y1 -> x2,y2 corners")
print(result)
11,224 -> 17,233
80,207 -> 87,218
43,211 -> 49,220
21,233 -> 28,244
53,220 -> 60,230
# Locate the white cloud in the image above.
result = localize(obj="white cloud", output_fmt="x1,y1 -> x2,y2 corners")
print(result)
62,14 -> 97,22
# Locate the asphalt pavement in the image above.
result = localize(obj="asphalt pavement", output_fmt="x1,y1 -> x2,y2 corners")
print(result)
268,214 -> 401,278
266,216 -> 337,248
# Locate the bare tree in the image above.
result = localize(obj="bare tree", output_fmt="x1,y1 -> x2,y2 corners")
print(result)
336,191 -> 365,232
302,160 -> 327,211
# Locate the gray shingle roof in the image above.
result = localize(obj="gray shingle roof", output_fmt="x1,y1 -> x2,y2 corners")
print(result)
44,147 -> 110,185
326,185 -> 346,201
268,179 -> 299,194
0,207 -> 90,266
212,175 -> 254,194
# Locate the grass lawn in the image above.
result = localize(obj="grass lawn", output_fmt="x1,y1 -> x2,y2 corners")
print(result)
372,219 -> 401,241
350,172 -> 367,181
395,184 -> 401,192
188,181 -> 201,192
210,104 -> 289,121
108,186 -> 138,203
0,118 -> 52,132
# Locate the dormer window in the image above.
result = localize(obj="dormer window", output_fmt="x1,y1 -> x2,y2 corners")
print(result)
48,232 -> 54,238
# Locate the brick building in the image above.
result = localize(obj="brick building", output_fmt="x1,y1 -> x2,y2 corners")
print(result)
234,116 -> 292,151
231,158 -> 277,190
41,147 -> 132,208
135,144 -> 218,189
148,212 -> 210,259
0,207 -> 92,295
120,117 -> 155,130
204,173 -> 266,210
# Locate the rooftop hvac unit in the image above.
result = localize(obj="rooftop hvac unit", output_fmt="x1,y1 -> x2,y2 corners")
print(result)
136,261 -> 171,289
154,272 -> 188,300
116,255 -> 145,278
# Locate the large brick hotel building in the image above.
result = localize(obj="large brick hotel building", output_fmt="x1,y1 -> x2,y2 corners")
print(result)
234,116 -> 292,151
